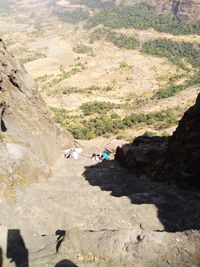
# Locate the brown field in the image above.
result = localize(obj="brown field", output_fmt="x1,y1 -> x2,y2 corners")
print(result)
0,0 -> 199,141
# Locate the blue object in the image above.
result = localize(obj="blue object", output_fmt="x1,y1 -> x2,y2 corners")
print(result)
102,152 -> 110,159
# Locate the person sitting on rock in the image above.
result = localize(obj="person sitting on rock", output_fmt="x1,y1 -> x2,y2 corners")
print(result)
102,150 -> 110,160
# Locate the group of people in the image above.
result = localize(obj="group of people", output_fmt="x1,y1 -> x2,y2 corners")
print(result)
91,150 -> 110,161
64,147 -> 111,161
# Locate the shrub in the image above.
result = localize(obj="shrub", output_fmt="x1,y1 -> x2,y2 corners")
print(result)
107,32 -> 139,50
73,44 -> 93,55
80,101 -> 117,116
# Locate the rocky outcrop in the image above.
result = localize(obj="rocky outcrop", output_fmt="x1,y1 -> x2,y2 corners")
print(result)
115,93 -> 200,191
0,39 -> 73,198
115,135 -> 168,172
160,93 -> 200,189
155,0 -> 200,21
114,0 -> 200,21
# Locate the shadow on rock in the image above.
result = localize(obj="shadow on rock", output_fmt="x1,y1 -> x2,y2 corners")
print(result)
55,259 -> 78,267
83,159 -> 200,232
0,247 -> 2,267
55,230 -> 66,254
6,229 -> 29,267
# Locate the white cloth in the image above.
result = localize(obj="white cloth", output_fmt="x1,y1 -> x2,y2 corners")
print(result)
64,147 -> 82,159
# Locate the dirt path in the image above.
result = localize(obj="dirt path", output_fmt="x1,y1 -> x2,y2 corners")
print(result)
0,146 -> 200,266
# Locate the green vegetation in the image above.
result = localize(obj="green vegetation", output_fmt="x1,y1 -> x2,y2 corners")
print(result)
107,32 -> 139,50
48,84 -> 114,96
119,61 -> 133,71
51,106 -> 178,140
36,74 -> 53,83
122,109 -> 178,129
88,3 -> 200,35
154,71 -> 200,99
20,50 -> 47,64
142,39 -> 200,68
50,68 -> 80,85
90,28 -> 108,43
40,65 -> 85,92
80,101 -> 118,115
55,9 -> 89,23
92,31 -> 199,71
73,44 -> 93,55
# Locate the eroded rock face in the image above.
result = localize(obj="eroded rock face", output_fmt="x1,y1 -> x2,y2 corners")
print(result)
157,0 -> 200,21
162,93 -> 200,189
0,39 -> 73,197
115,93 -> 200,190
114,0 -> 200,21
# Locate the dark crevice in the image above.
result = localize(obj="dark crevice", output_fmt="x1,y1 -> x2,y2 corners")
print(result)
1,118 -> 7,132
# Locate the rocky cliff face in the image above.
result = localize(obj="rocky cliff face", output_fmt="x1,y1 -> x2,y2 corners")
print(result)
155,0 -> 200,21
0,39 -> 73,199
162,93 -> 200,188
114,0 -> 200,21
115,93 -> 200,191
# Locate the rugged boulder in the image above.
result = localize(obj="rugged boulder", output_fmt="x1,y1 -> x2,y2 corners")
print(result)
115,93 -> 200,190
115,136 -> 168,172
0,39 -> 73,198
161,93 -> 200,189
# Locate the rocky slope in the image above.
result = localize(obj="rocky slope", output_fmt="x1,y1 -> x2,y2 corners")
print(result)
0,39 -> 73,200
115,92 -> 200,190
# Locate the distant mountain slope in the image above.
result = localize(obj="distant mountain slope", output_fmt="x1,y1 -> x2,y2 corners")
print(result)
149,0 -> 200,21
0,39 -> 73,199
115,0 -> 200,20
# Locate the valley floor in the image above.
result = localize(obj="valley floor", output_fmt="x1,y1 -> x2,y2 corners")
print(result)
0,142 -> 200,267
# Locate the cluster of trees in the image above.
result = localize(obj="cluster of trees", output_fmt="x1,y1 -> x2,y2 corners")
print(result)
142,39 -> 200,68
51,106 -> 178,140
73,44 -> 93,55
106,32 -> 139,50
104,31 -> 199,70
88,3 -> 200,35
80,101 -> 118,116
154,71 -> 200,99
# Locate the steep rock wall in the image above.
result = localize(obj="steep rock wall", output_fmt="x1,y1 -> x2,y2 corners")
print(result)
115,93 -> 200,190
0,39 -> 73,197
162,93 -> 200,188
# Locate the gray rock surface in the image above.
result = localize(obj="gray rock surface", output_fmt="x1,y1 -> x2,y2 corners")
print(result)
0,39 -> 73,200
0,156 -> 200,266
